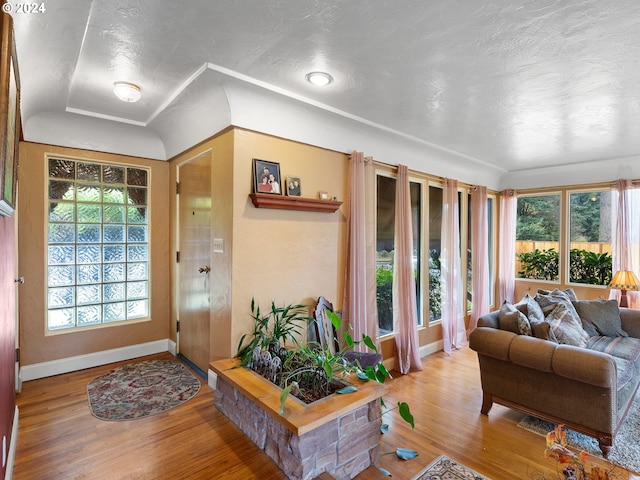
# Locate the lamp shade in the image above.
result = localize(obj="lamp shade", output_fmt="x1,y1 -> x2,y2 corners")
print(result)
609,270 -> 640,291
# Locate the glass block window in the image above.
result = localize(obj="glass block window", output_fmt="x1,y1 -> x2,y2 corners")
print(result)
47,157 -> 150,331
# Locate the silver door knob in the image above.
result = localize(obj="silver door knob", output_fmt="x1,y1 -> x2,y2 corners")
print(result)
198,266 -> 211,274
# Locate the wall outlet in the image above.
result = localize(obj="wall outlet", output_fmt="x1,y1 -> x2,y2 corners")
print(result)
213,238 -> 224,253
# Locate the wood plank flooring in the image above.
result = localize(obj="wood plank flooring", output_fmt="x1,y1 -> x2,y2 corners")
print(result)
13,348 -> 633,480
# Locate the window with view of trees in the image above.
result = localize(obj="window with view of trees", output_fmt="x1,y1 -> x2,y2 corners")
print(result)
428,185 -> 442,321
516,193 -> 561,281
376,174 -> 422,335
568,191 -> 612,285
47,157 -> 150,331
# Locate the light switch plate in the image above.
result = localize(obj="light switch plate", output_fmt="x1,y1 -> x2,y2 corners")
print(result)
213,238 -> 224,253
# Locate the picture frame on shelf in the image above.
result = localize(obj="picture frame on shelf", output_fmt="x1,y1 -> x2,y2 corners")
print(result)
253,158 -> 282,195
0,15 -> 20,217
286,176 -> 301,196
319,191 -> 329,200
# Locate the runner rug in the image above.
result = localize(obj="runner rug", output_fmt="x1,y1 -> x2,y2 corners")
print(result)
411,454 -> 490,480
87,359 -> 201,421
517,393 -> 640,474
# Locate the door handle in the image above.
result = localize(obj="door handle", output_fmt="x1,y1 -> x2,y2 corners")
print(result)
198,266 -> 211,274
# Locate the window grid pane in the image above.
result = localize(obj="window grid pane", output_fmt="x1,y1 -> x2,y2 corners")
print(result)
47,158 -> 150,330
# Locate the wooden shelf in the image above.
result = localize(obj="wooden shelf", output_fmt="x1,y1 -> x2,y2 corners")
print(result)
249,193 -> 342,213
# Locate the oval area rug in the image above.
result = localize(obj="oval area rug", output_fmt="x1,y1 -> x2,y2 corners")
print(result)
87,359 -> 201,421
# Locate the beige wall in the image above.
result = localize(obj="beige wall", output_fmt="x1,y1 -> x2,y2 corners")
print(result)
170,128 -> 347,361
230,130 -> 347,357
18,142 -> 171,365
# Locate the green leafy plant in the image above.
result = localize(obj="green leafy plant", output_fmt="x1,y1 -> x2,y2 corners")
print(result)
517,247 -> 612,285
236,298 -> 311,365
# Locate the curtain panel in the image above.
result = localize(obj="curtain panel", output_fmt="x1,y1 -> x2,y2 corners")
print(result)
498,189 -> 517,304
441,178 -> 466,354
610,179 -> 640,308
470,186 -> 490,331
393,165 -> 423,373
342,151 -> 380,352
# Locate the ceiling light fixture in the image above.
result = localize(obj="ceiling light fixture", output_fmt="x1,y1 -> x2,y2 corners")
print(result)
113,82 -> 142,102
305,72 -> 333,87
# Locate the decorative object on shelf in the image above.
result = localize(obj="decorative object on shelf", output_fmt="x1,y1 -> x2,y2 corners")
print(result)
249,193 -> 342,212
286,176 -> 301,196
609,270 -> 640,307
252,158 -> 282,195
0,14 -> 21,217
319,191 -> 329,200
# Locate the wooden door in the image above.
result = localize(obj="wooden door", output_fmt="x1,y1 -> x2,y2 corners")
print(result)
177,152 -> 212,373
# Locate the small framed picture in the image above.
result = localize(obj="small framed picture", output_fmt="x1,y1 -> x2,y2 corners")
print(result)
319,191 -> 329,200
253,159 -> 282,195
286,176 -> 301,197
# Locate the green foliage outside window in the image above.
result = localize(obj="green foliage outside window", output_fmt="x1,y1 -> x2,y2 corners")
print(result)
517,248 -> 612,285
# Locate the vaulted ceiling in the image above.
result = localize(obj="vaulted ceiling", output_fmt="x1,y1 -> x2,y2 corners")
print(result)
10,0 -> 640,185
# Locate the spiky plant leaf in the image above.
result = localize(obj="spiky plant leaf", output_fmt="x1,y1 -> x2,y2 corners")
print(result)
396,448 -> 418,460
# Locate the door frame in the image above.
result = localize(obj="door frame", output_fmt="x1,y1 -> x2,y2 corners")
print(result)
175,149 -> 212,358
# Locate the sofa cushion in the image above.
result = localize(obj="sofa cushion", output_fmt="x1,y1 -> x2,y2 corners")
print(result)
538,287 -> 578,302
499,301 -> 531,335
587,335 -> 640,361
573,299 -> 628,338
523,293 -> 545,323
544,302 -> 589,347
530,320 -> 558,342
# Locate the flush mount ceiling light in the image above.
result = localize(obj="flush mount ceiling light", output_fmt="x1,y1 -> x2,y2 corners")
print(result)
305,72 -> 333,87
113,82 -> 142,102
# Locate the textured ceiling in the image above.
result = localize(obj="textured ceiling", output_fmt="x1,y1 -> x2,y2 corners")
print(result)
10,0 -> 640,172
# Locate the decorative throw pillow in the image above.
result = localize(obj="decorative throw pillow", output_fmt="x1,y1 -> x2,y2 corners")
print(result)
544,302 -> 590,347
537,288 -> 578,302
530,320 -> 558,342
523,293 -> 545,324
572,299 -> 628,338
498,301 -> 532,336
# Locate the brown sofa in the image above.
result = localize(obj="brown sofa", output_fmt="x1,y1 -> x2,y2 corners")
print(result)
469,306 -> 640,456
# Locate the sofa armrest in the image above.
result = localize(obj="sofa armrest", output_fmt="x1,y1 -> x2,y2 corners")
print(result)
469,327 -> 515,361
552,345 -> 617,388
620,307 -> 640,338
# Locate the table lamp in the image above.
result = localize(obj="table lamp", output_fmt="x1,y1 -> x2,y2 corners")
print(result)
609,270 -> 640,308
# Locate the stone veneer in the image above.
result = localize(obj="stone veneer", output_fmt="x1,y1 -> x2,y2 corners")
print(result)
215,375 -> 382,480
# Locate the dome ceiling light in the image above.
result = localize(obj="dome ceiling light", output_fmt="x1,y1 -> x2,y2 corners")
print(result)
113,82 -> 142,102
305,72 -> 333,87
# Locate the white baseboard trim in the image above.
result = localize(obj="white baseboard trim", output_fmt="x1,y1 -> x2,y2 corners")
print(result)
21,339 -> 172,381
168,339 -> 177,356
419,339 -> 444,358
208,370 -> 217,390
4,407 -> 18,480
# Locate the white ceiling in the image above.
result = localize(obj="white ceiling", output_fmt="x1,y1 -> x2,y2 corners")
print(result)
10,0 -> 640,185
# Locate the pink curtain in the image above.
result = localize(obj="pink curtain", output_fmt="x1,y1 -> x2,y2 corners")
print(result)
441,178 -> 466,354
610,180 -> 640,308
498,189 -> 517,303
393,165 -> 422,373
342,151 -> 379,351
469,186 -> 490,331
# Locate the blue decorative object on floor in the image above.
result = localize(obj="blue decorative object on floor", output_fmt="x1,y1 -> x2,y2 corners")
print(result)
87,359 -> 201,421
411,454 -> 490,480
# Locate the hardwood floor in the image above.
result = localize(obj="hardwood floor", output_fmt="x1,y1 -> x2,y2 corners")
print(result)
13,348 -> 633,480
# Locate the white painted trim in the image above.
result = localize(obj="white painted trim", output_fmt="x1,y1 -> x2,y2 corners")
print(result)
4,407 -> 18,480
419,339 -> 444,358
207,370 -> 217,390
167,339 -> 177,356
21,340 -> 171,381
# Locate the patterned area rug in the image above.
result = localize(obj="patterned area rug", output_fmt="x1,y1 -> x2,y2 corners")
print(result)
517,393 -> 640,474
87,359 -> 201,421
411,454 -> 491,480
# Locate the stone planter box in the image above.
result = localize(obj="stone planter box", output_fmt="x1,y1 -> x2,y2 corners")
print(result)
210,358 -> 388,480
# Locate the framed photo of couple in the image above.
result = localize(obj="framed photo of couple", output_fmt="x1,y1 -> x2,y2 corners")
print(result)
253,158 -> 282,195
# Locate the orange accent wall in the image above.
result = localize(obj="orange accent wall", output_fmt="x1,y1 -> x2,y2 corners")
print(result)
17,143 -> 171,365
